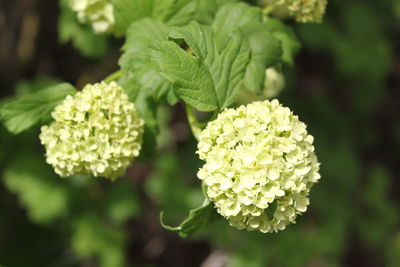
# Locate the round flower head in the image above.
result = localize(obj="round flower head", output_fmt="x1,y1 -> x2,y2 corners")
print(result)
197,100 -> 320,233
40,81 -> 144,180
69,0 -> 115,33
284,0 -> 327,23
259,0 -> 327,23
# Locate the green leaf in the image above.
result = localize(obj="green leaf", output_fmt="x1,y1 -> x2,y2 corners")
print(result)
156,0 -> 197,27
265,200 -> 278,220
241,23 -> 282,92
212,2 -> 263,51
263,18 -> 301,65
3,153 -> 70,224
160,199 -> 219,238
118,72 -> 140,102
194,0 -> 238,24
356,165 -> 398,248
0,83 -> 76,134
134,89 -> 159,161
119,18 -> 178,105
71,214 -> 125,267
151,21 -> 250,111
212,3 -> 282,92
145,153 -> 205,220
112,0 -> 153,32
14,77 -> 61,96
59,0 -> 108,58
106,182 -> 141,224
112,0 -> 196,32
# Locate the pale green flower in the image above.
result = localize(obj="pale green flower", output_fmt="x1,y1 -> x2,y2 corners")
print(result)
40,82 -> 144,180
259,0 -> 327,23
197,100 -> 320,233
69,0 -> 115,33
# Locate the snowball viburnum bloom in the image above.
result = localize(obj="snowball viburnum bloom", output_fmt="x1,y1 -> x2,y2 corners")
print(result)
40,82 -> 144,180
69,0 -> 115,33
197,100 -> 320,233
259,0 -> 327,23
283,0 -> 328,23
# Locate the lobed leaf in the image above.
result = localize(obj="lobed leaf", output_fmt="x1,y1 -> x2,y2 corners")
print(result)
263,18 -> 301,65
212,2 -> 263,51
241,23 -> 283,92
160,199 -> 219,238
151,21 -> 250,111
119,18 -> 178,105
0,83 -> 76,134
112,0 -> 196,33
212,2 -> 283,92
194,0 -> 238,24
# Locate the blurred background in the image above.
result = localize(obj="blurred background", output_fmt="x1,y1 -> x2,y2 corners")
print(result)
1,0 -> 400,266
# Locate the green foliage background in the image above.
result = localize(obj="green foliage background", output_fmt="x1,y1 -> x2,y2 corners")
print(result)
0,0 -> 400,266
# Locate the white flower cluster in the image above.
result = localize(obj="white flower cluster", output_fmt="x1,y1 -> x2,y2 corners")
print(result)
259,0 -> 327,23
69,0 -> 115,33
197,100 -> 320,233
40,82 -> 144,180
283,0 -> 328,23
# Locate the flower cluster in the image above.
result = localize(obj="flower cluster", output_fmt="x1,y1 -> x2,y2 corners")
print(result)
197,100 -> 320,233
260,0 -> 327,23
283,0 -> 328,23
69,0 -> 115,33
40,82 -> 144,180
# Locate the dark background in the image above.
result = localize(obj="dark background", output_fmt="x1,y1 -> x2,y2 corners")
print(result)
1,0 -> 400,266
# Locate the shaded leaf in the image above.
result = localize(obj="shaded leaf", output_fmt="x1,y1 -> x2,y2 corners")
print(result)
265,200 -> 278,220
113,0 -> 196,32
160,199 -> 219,238
71,214 -> 125,267
106,182 -> 141,224
0,83 -> 76,134
151,21 -> 250,111
263,18 -> 301,64
212,2 -> 262,51
212,3 -> 283,92
3,153 -> 70,224
119,18 -> 178,105
134,89 -> 159,161
194,0 -> 238,24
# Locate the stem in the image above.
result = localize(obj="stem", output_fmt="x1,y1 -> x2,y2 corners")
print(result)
262,3 -> 277,16
185,105 -> 203,141
104,70 -> 122,83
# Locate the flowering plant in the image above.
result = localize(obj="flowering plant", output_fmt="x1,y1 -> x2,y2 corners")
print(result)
0,0 -> 326,239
